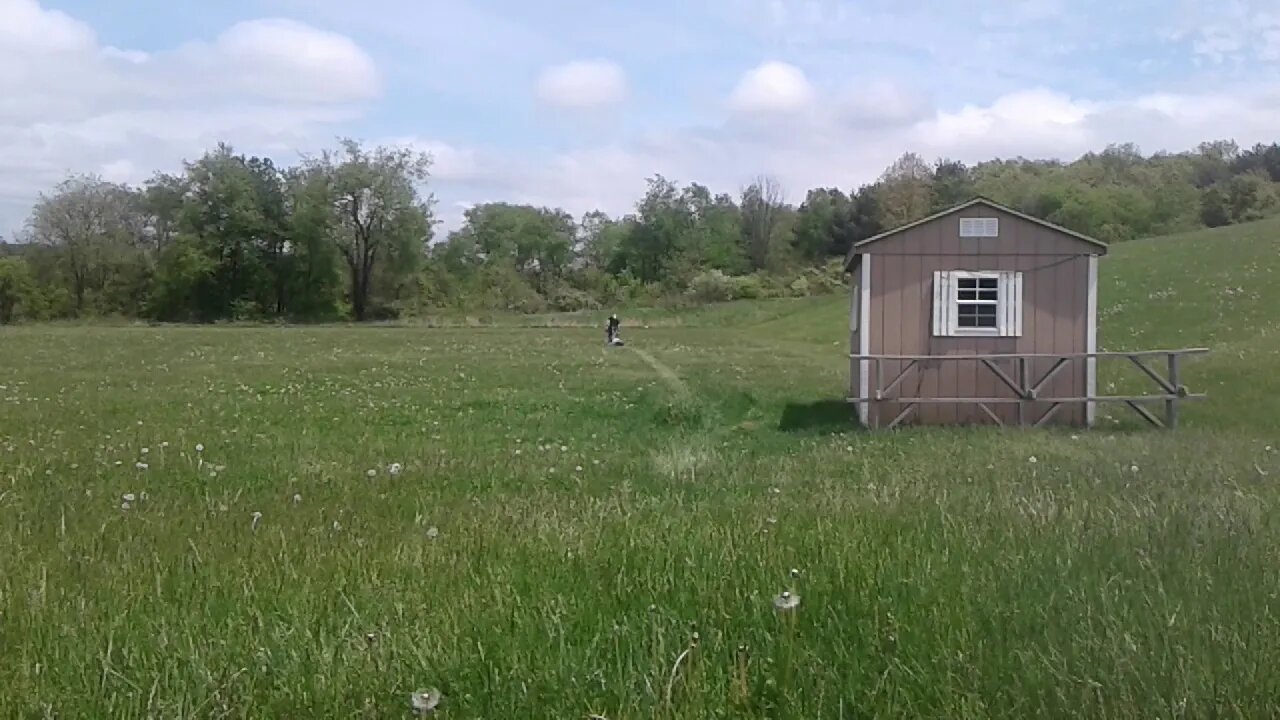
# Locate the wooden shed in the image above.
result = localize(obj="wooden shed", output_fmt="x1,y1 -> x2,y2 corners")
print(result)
846,197 -> 1109,429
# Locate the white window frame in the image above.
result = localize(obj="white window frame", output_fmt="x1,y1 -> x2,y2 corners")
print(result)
959,217 -> 1000,238
932,270 -> 1022,338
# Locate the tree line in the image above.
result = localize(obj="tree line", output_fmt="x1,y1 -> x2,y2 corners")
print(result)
1,137 -> 1278,324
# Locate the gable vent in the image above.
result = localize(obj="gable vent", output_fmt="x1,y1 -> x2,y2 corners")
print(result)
960,217 -> 999,238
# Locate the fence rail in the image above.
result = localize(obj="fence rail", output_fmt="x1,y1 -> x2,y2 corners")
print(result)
847,348 -> 1208,429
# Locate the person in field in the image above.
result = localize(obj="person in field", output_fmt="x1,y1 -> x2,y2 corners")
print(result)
606,314 -> 621,345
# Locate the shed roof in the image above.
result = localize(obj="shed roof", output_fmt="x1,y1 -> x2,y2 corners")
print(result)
844,197 -> 1108,270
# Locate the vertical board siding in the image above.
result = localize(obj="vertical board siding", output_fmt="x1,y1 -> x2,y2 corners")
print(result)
865,206 -> 1094,427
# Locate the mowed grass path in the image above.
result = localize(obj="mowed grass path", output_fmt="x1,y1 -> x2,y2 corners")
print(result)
3,220 -> 1280,718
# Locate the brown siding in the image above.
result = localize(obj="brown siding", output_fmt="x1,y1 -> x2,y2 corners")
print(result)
863,205 -> 1094,427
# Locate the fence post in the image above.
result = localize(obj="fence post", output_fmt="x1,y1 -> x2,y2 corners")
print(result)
1166,352 -> 1181,429
872,356 -> 881,429
1017,357 -> 1029,428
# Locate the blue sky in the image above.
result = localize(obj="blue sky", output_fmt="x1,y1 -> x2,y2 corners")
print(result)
3,0 -> 1280,235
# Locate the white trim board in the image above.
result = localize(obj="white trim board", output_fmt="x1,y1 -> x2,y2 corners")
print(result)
1086,255 -> 1099,428
857,255 -> 872,426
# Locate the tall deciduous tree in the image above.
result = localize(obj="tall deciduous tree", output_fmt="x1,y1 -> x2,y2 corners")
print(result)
876,152 -> 934,227
27,175 -> 144,315
306,139 -> 434,320
741,175 -> 785,270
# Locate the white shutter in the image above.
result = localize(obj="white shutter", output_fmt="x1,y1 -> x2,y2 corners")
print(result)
932,270 -> 951,336
998,271 -> 1023,337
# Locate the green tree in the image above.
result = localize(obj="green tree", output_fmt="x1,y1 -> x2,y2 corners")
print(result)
792,188 -> 846,262
305,139 -> 434,321
180,145 -> 275,319
139,172 -> 187,254
740,175 -> 786,270
26,174 -> 145,316
284,168 -> 343,320
1199,187 -> 1231,228
931,159 -> 975,210
680,184 -> 746,273
0,257 -> 36,323
875,152 -> 934,227
618,175 -> 690,283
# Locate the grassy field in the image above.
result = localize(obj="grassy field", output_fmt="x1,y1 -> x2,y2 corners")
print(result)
3,218 -> 1280,718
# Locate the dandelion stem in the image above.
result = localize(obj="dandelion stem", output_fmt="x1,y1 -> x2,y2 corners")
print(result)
664,645 -> 693,710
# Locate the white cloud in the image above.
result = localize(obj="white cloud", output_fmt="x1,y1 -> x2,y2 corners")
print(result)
729,61 -> 814,114
0,0 -> 379,236
535,60 -> 628,110
422,79 -> 1280,232
184,19 -> 381,104
1173,0 -> 1280,65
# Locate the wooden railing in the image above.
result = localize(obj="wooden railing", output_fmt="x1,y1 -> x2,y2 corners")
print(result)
847,349 -> 1208,429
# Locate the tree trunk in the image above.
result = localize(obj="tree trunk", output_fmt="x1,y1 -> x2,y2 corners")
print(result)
349,264 -> 366,321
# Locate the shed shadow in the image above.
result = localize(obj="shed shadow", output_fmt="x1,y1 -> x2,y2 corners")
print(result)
778,400 -> 864,434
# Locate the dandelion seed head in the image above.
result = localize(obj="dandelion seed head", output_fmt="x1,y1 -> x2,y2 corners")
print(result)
292,493 -> 302,505
425,526 -> 440,539
388,462 -> 403,476
135,462 -> 148,470
195,443 -> 204,453
121,493 -> 136,503
773,591 -> 801,611
410,688 -> 441,715
140,448 -> 149,455
366,468 -> 377,478
1028,456 -> 1038,464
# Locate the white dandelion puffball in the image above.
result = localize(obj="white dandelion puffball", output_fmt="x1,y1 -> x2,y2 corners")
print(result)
773,591 -> 801,611
292,493 -> 302,505
410,688 -> 442,715
135,462 -> 149,471
1028,456 -> 1038,464
366,468 -> 377,478
195,443 -> 204,453
1130,464 -> 1140,474
388,462 -> 403,476
425,526 -> 440,539
141,448 -> 149,455
121,493 -> 137,503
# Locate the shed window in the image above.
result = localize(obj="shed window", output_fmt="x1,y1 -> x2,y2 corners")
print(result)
932,270 -> 1022,337
960,217 -> 999,238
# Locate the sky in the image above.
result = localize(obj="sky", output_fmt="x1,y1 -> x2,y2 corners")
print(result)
2,0 -> 1280,238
